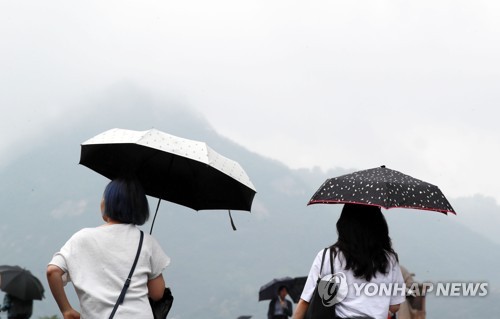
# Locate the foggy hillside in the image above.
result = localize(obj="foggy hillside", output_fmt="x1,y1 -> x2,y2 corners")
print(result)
1,86 -> 499,318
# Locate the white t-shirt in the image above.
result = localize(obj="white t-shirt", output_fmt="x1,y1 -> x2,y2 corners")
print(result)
301,248 -> 405,319
49,224 -> 170,319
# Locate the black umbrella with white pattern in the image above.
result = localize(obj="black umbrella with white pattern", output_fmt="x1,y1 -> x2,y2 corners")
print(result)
308,165 -> 456,214
79,128 -> 257,232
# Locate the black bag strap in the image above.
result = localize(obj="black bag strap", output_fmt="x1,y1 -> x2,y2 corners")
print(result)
328,248 -> 338,297
109,230 -> 144,319
329,248 -> 334,275
317,248 -> 327,281
317,248 -> 335,283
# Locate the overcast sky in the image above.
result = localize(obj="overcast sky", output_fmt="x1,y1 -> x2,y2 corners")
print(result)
1,0 -> 499,205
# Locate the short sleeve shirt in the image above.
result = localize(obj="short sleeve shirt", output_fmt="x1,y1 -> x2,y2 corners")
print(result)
301,249 -> 405,319
49,224 -> 170,319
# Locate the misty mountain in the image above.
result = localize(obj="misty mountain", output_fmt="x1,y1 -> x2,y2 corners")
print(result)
1,85 -> 499,318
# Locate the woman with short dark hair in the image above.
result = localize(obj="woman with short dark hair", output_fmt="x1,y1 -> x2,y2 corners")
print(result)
102,177 -> 150,225
47,177 -> 170,319
294,204 -> 405,319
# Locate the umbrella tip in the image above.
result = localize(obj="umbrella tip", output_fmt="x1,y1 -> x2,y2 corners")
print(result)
381,165 -> 386,168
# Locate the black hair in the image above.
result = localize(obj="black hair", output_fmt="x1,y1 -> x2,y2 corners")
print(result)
278,285 -> 288,293
331,204 -> 398,281
103,177 -> 150,225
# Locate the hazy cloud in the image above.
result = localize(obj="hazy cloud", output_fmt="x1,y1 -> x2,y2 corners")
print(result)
453,194 -> 500,245
1,1 -> 499,206
249,198 -> 271,219
270,176 -> 307,196
50,199 -> 88,219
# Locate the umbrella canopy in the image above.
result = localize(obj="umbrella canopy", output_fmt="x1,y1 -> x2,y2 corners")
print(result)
79,128 -> 257,231
308,165 -> 455,214
259,276 -> 307,303
0,265 -> 44,300
80,128 -> 256,211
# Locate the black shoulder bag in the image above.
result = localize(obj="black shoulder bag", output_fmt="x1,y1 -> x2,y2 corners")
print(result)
149,287 -> 174,319
109,230 -> 174,319
305,248 -> 337,319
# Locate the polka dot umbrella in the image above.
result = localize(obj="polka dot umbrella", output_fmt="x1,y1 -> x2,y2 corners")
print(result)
308,165 -> 456,214
79,128 -> 257,232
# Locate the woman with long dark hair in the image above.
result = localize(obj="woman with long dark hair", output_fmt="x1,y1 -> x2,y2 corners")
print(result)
294,204 -> 405,319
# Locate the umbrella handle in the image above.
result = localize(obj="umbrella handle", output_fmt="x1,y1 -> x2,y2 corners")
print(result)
150,198 -> 162,235
228,210 -> 237,231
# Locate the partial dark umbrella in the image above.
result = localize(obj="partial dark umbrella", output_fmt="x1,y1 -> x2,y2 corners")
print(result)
0,265 -> 44,301
259,276 -> 307,303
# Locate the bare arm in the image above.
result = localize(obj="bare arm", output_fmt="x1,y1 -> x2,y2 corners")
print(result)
46,265 -> 80,319
293,299 -> 309,319
389,303 -> 400,314
147,274 -> 166,301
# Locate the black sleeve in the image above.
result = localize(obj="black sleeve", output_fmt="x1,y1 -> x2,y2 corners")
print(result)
284,300 -> 293,316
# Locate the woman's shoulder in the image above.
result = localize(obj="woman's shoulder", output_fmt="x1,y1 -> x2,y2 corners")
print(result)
387,252 -> 400,265
68,226 -> 110,241
57,227 -> 98,249
311,247 -> 339,264
143,232 -> 166,250
312,247 -> 328,261
70,227 -> 95,237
